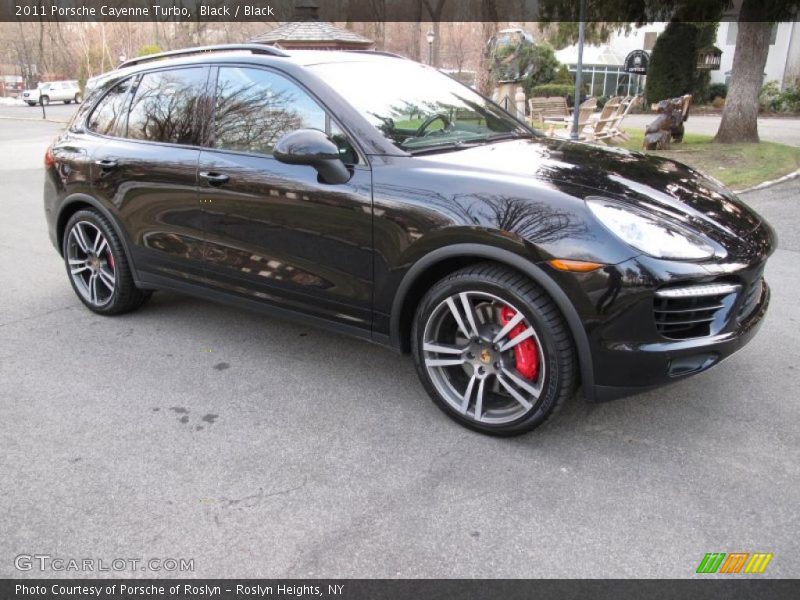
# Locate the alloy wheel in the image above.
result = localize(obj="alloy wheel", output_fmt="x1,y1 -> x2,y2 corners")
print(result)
422,291 -> 545,425
66,221 -> 116,307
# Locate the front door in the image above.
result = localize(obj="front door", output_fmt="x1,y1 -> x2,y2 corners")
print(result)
197,65 -> 373,331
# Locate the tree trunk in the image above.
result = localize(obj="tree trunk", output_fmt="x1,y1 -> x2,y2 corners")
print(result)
475,20 -> 499,97
423,0 -> 446,67
714,2 -> 772,143
408,0 -> 423,62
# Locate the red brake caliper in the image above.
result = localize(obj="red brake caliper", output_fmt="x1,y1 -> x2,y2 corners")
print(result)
106,251 -> 115,270
499,307 -> 538,381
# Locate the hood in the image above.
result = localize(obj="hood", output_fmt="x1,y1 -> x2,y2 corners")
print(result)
418,138 -> 765,251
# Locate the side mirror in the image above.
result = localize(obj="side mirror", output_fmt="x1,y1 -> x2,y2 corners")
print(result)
274,129 -> 351,185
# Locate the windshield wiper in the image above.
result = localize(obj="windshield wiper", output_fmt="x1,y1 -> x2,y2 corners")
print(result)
482,131 -> 535,142
406,139 -> 485,155
405,131 -> 534,155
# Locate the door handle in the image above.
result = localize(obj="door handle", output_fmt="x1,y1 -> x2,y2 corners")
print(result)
94,159 -> 118,169
199,171 -> 230,186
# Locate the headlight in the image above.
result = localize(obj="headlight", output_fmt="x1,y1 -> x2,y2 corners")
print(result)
587,197 -> 715,260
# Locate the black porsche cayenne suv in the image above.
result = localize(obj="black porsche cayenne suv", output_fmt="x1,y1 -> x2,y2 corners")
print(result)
44,44 -> 775,436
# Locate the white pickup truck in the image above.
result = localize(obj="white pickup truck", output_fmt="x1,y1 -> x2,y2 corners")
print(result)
22,80 -> 82,106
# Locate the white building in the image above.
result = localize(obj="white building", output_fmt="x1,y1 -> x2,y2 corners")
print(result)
554,24 -> 666,98
714,21 -> 800,90
555,19 -> 800,98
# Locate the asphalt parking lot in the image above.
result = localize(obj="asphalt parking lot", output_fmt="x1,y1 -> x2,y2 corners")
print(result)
1,114 -> 799,578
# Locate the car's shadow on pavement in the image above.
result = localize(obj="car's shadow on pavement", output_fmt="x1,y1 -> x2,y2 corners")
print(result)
132,289 -> 728,452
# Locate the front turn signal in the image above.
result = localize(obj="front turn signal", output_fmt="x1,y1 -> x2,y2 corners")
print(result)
548,259 -> 604,272
44,144 -> 54,169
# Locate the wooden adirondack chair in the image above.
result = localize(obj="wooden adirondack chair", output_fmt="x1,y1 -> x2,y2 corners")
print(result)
605,95 -> 642,143
585,97 -> 622,143
552,97 -> 597,140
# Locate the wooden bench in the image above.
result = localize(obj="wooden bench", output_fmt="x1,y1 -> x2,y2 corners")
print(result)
528,96 -> 570,125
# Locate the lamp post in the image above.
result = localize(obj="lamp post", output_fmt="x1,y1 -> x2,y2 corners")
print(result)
570,0 -> 588,140
426,30 -> 435,66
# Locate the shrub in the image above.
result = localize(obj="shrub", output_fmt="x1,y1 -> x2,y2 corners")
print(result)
779,84 -> 800,112
760,82 -> 800,112
645,20 -> 699,105
530,84 -> 579,107
137,44 -> 163,57
553,64 -> 573,85
759,80 -> 782,112
596,95 -> 609,109
521,43 -> 560,94
708,82 -> 727,100
691,23 -> 718,103
711,96 -> 725,109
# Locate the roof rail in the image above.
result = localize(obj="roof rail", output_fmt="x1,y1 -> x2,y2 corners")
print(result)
345,50 -> 407,59
118,44 -> 288,69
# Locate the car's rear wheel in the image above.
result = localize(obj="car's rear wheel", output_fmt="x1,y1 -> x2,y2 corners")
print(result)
411,263 -> 576,436
40,95 -> 49,106
63,209 -> 151,315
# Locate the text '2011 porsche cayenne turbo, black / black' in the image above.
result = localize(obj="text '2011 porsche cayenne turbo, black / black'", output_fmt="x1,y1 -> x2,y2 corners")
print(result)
44,45 -> 775,436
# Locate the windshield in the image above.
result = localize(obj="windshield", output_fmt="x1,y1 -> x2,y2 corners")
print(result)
309,60 -> 533,154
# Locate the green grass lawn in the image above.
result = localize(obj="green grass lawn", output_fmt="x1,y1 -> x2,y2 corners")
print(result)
617,129 -> 800,190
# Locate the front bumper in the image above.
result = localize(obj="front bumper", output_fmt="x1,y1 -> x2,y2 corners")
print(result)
592,279 -> 770,401
544,222 -> 774,403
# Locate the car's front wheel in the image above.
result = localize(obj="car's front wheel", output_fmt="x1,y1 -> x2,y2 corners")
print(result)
411,263 -> 576,436
62,209 -> 151,315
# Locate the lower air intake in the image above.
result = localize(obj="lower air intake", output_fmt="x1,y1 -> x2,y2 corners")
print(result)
654,283 -> 739,340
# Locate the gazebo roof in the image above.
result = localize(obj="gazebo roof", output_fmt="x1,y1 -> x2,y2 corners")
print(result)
249,21 -> 374,49
555,44 -> 627,67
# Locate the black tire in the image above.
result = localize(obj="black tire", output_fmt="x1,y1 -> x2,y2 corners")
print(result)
26,102 -> 36,107
411,262 -> 576,436
64,99 -> 71,104
62,209 -> 151,315
40,95 -> 49,106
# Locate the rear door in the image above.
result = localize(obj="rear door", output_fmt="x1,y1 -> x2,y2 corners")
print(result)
196,64 -> 373,331
89,66 -> 210,285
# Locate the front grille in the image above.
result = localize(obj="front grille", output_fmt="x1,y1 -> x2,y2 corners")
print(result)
654,283 -> 739,340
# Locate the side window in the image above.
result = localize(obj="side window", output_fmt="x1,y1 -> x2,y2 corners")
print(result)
87,78 -> 134,136
126,68 -> 207,145
212,66 -> 357,162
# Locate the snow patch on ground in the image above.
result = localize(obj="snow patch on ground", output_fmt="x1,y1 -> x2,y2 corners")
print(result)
0,97 -> 26,106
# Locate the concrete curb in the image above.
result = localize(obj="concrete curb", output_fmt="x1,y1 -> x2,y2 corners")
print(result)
734,169 -> 800,195
0,116 -> 68,124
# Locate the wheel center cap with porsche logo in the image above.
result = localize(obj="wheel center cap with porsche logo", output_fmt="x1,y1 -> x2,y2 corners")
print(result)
479,349 -> 492,364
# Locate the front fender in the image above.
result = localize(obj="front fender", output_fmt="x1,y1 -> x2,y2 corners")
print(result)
388,243 -> 595,400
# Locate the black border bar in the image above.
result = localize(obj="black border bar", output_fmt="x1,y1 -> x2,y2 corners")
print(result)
1,0 -> 794,22
2,579 -> 800,600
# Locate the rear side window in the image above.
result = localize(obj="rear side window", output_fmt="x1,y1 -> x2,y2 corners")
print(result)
211,66 -> 326,156
87,78 -> 134,136
126,67 -> 207,145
